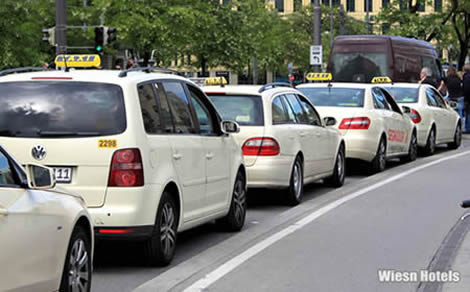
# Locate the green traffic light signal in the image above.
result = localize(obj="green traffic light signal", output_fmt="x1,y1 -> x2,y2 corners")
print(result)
96,45 -> 103,52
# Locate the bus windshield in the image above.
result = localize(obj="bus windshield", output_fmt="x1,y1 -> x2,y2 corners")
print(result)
332,52 -> 388,83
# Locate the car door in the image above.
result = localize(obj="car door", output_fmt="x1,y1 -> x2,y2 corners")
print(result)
160,81 -> 206,223
372,87 -> 400,154
425,87 -> 446,142
0,149 -> 62,291
185,83 -> 231,215
433,89 -> 455,141
380,88 -> 411,154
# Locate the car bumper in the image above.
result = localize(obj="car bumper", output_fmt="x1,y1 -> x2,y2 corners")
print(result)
88,184 -> 163,238
246,155 -> 293,188
343,133 -> 379,162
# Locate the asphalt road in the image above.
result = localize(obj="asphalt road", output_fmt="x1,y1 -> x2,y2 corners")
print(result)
93,137 -> 470,292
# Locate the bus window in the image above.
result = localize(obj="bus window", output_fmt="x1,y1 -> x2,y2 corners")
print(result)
332,52 -> 387,83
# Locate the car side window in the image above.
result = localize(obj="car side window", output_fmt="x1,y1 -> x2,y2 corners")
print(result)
426,88 -> 439,107
0,151 -> 17,186
372,88 -> 391,110
161,81 -> 196,134
298,95 -> 322,126
432,89 -> 447,108
284,94 -> 309,124
138,83 -> 162,134
155,83 -> 175,133
187,85 -> 215,136
272,96 -> 289,124
280,95 -> 297,123
380,88 -> 402,114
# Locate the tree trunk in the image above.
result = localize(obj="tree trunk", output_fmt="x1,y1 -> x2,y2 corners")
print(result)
201,56 -> 207,77
458,43 -> 468,71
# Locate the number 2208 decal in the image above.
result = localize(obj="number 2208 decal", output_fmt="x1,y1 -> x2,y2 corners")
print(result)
98,139 -> 117,148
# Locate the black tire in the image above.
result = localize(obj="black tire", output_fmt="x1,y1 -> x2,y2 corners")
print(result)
371,137 -> 386,173
286,157 -> 303,206
144,192 -> 178,266
216,171 -> 247,232
423,127 -> 436,156
401,131 -> 418,162
59,225 -> 92,292
324,145 -> 345,187
448,123 -> 462,149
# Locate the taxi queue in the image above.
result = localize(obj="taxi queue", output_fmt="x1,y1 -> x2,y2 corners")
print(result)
0,55 -> 461,292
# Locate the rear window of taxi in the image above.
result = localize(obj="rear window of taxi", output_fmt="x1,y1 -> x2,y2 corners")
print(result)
383,87 -> 419,103
207,94 -> 264,126
298,87 -> 365,107
0,81 -> 126,138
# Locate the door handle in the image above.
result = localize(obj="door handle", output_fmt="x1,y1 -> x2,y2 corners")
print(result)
172,153 -> 182,160
0,206 -> 8,216
206,153 -> 214,160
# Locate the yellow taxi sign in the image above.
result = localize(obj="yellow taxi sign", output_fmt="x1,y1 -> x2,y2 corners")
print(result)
306,72 -> 332,81
54,54 -> 101,68
204,77 -> 227,86
371,76 -> 392,83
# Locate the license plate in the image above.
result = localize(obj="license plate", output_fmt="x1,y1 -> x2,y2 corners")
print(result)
54,167 -> 72,183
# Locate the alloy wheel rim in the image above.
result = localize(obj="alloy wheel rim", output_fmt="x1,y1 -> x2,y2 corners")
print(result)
293,162 -> 302,199
337,151 -> 344,181
456,126 -> 462,145
233,177 -> 246,225
68,238 -> 89,292
430,130 -> 435,152
160,202 -> 176,257
411,134 -> 417,158
379,141 -> 386,170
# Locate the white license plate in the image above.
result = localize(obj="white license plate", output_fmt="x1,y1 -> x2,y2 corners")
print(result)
54,167 -> 72,183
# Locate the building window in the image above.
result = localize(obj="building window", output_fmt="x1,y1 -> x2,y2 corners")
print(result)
347,0 -> 355,11
275,0 -> 284,12
417,0 -> 425,11
400,0 -> 407,10
382,23 -> 390,34
364,0 -> 372,12
322,0 -> 340,5
434,0 -> 442,11
294,0 -> 302,11
382,0 -> 390,8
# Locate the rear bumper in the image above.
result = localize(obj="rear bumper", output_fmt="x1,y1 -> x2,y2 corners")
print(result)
246,155 -> 293,188
343,132 -> 378,162
94,225 -> 154,240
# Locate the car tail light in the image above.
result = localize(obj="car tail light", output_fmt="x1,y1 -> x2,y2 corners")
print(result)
339,117 -> 371,130
409,109 -> 421,124
242,137 -> 280,156
97,228 -> 134,234
108,148 -> 144,187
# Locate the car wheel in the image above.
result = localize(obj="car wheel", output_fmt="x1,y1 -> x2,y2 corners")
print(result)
216,171 -> 247,232
59,225 -> 92,292
324,145 -> 345,187
371,137 -> 386,173
423,127 -> 436,156
448,124 -> 462,149
401,131 -> 417,162
286,157 -> 303,206
144,191 -> 178,266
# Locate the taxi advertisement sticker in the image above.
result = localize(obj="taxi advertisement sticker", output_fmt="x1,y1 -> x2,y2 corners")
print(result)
55,54 -> 101,67
98,139 -> 117,148
306,72 -> 332,81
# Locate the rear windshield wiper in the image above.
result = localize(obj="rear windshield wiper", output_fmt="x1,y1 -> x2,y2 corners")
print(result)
37,130 -> 101,137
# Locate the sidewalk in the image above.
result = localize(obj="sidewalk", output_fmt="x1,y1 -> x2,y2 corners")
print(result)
441,220 -> 470,291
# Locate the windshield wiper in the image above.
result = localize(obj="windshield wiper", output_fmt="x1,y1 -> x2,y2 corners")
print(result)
37,130 -> 101,137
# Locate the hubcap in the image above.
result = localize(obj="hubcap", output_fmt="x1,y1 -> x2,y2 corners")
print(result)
160,203 -> 176,257
379,141 -> 386,170
337,151 -> 344,181
68,238 -> 89,292
411,134 -> 417,158
232,176 -> 246,225
430,130 -> 435,152
293,162 -> 302,199
456,126 -> 462,145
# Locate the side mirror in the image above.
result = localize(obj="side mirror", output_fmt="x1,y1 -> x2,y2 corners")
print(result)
448,101 -> 458,110
221,120 -> 240,134
462,200 -> 470,208
25,163 -> 56,189
323,116 -> 337,126
401,106 -> 411,114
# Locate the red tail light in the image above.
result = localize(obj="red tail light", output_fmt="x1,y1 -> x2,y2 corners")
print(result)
339,117 -> 371,130
242,137 -> 280,156
108,148 -> 144,187
410,109 -> 421,124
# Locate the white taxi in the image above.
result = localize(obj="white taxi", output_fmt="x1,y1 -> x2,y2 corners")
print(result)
203,82 -> 345,206
0,55 -> 246,266
383,83 -> 461,155
297,76 -> 417,173
0,146 -> 93,292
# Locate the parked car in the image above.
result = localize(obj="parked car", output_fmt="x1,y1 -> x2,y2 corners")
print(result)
0,145 -> 93,292
203,83 -> 345,206
0,57 -> 246,266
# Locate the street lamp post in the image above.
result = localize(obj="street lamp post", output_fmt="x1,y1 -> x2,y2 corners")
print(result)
313,0 -> 321,72
330,0 -> 333,48
366,0 -> 370,34
55,0 -> 67,54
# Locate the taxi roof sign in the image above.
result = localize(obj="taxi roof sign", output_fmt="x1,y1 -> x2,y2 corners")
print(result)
306,72 -> 332,81
203,77 -> 227,86
54,54 -> 101,68
371,76 -> 392,84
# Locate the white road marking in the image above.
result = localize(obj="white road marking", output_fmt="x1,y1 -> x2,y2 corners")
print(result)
184,150 -> 470,292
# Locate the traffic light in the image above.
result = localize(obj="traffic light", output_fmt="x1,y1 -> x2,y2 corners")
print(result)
94,27 -> 104,53
104,27 -> 117,45
42,27 -> 55,46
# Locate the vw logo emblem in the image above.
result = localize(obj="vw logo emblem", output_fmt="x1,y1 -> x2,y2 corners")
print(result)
32,145 -> 47,161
